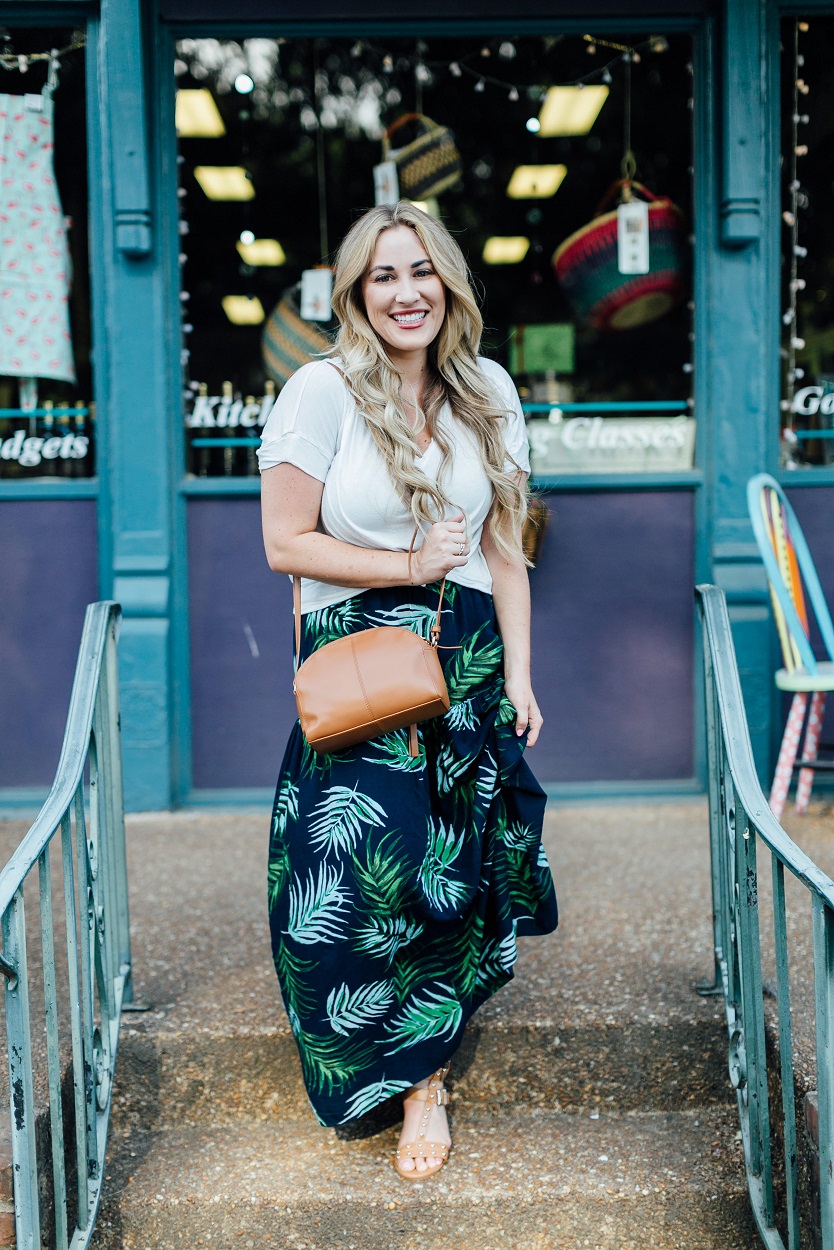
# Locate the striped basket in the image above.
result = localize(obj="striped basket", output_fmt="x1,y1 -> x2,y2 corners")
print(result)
384,113 -> 463,201
552,181 -> 688,331
261,283 -> 338,386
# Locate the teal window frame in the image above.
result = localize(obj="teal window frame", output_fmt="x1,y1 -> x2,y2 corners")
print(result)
155,13 -> 713,805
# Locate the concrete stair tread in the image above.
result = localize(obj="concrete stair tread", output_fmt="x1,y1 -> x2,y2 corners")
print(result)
92,1108 -> 757,1250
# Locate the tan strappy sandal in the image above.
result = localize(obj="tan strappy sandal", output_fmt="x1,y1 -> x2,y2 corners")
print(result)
394,1063 -> 452,1181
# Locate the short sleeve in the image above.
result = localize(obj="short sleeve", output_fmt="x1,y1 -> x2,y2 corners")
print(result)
477,357 -> 531,475
257,361 -> 348,480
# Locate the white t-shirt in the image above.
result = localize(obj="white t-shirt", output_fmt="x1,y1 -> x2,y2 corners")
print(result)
257,356 -> 530,613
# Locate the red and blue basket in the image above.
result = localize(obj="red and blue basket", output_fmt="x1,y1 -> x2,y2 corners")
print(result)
552,180 -> 688,331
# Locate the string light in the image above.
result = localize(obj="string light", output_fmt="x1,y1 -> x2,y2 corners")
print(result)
783,18 -> 812,454
474,77 -> 485,93
508,87 -> 519,102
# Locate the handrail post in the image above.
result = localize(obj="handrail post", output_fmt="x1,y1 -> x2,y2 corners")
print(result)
0,601 -> 131,1248
3,890 -> 40,1250
813,895 -> 834,1247
696,584 -> 834,1250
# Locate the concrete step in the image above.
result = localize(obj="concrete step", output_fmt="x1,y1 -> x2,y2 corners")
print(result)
91,1106 -> 757,1250
113,1014 -> 733,1132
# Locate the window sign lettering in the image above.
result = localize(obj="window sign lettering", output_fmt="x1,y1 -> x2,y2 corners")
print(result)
527,413 -> 695,474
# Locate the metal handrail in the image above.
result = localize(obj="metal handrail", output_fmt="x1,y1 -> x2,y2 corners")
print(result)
697,583 -> 834,1250
0,601 -> 131,1250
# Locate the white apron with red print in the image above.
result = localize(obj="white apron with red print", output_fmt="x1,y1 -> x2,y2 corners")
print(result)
0,90 -> 75,383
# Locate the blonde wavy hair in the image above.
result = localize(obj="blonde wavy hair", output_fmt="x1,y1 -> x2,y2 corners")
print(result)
330,202 -> 529,564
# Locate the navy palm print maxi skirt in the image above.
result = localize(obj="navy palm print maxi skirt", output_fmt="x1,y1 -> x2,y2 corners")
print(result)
268,581 -> 558,1127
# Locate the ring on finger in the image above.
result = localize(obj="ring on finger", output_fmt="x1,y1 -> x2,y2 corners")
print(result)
456,542 -> 465,556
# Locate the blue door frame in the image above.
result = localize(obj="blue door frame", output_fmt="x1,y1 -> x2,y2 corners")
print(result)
5,0 -> 831,810
155,11 -> 716,809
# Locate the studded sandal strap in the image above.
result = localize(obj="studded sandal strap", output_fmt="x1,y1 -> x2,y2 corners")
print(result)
402,1085 -> 451,1107
396,1141 -> 450,1159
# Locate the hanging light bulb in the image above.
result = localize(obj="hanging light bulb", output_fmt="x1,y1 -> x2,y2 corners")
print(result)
508,87 -> 519,102
499,42 -> 517,60
526,117 -> 541,133
474,78 -> 486,93
240,228 -> 255,245
449,61 -> 462,78
235,73 -> 255,95
602,68 -> 612,85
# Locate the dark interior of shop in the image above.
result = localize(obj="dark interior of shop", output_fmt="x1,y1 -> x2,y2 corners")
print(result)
175,31 -> 695,475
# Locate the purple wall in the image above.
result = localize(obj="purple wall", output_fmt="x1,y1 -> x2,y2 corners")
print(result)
187,490 -> 696,790
529,490 -> 695,782
187,499 -> 296,789
0,501 -> 99,787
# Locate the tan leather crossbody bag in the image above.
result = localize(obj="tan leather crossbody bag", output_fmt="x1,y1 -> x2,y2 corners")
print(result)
292,571 -> 451,757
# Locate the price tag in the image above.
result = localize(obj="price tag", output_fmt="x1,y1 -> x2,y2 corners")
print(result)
374,161 -> 399,206
617,200 -> 650,275
300,268 -> 333,321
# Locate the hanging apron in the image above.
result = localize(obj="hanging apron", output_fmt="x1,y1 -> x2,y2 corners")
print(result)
0,88 -> 75,383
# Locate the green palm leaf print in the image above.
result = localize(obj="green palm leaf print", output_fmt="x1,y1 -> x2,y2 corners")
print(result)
475,749 -> 499,805
268,774 -> 298,912
342,1077 -> 413,1123
300,736 -> 351,779
305,599 -> 360,651
354,834 -> 415,917
444,625 -> 503,702
354,915 -> 424,964
392,948 -> 447,1004
273,940 -> 316,1018
309,784 -> 387,858
325,979 -> 396,1036
496,692 -> 518,727
537,842 -> 551,870
273,773 -> 299,834
295,1027 -> 375,1098
475,928 -> 518,991
444,698 -> 478,732
505,847 -> 542,920
363,728 -> 426,772
267,846 -> 289,915
500,820 -> 537,851
383,982 -> 463,1053
435,742 -> 474,795
448,909 -> 486,999
285,863 -> 352,945
367,602 -> 441,638
419,818 -> 469,911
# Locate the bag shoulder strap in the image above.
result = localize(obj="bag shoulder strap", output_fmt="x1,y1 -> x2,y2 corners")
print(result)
293,532 -> 446,660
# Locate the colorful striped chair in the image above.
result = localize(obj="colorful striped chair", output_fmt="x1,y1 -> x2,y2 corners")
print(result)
747,473 -> 834,818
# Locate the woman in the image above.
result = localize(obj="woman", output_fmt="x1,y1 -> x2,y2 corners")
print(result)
258,202 -> 558,1178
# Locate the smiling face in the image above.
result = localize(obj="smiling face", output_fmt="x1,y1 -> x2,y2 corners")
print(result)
360,225 -> 447,367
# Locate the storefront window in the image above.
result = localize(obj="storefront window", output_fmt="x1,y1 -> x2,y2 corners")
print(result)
175,33 -> 694,479
0,29 -> 93,480
780,16 -> 834,470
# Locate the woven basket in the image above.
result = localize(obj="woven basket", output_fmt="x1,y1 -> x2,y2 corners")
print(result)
383,113 -> 463,201
262,283 -> 338,386
552,181 -> 688,332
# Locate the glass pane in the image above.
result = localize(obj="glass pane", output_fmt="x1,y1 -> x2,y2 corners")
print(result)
780,16 -> 834,470
176,33 -> 694,478
0,28 -> 94,480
